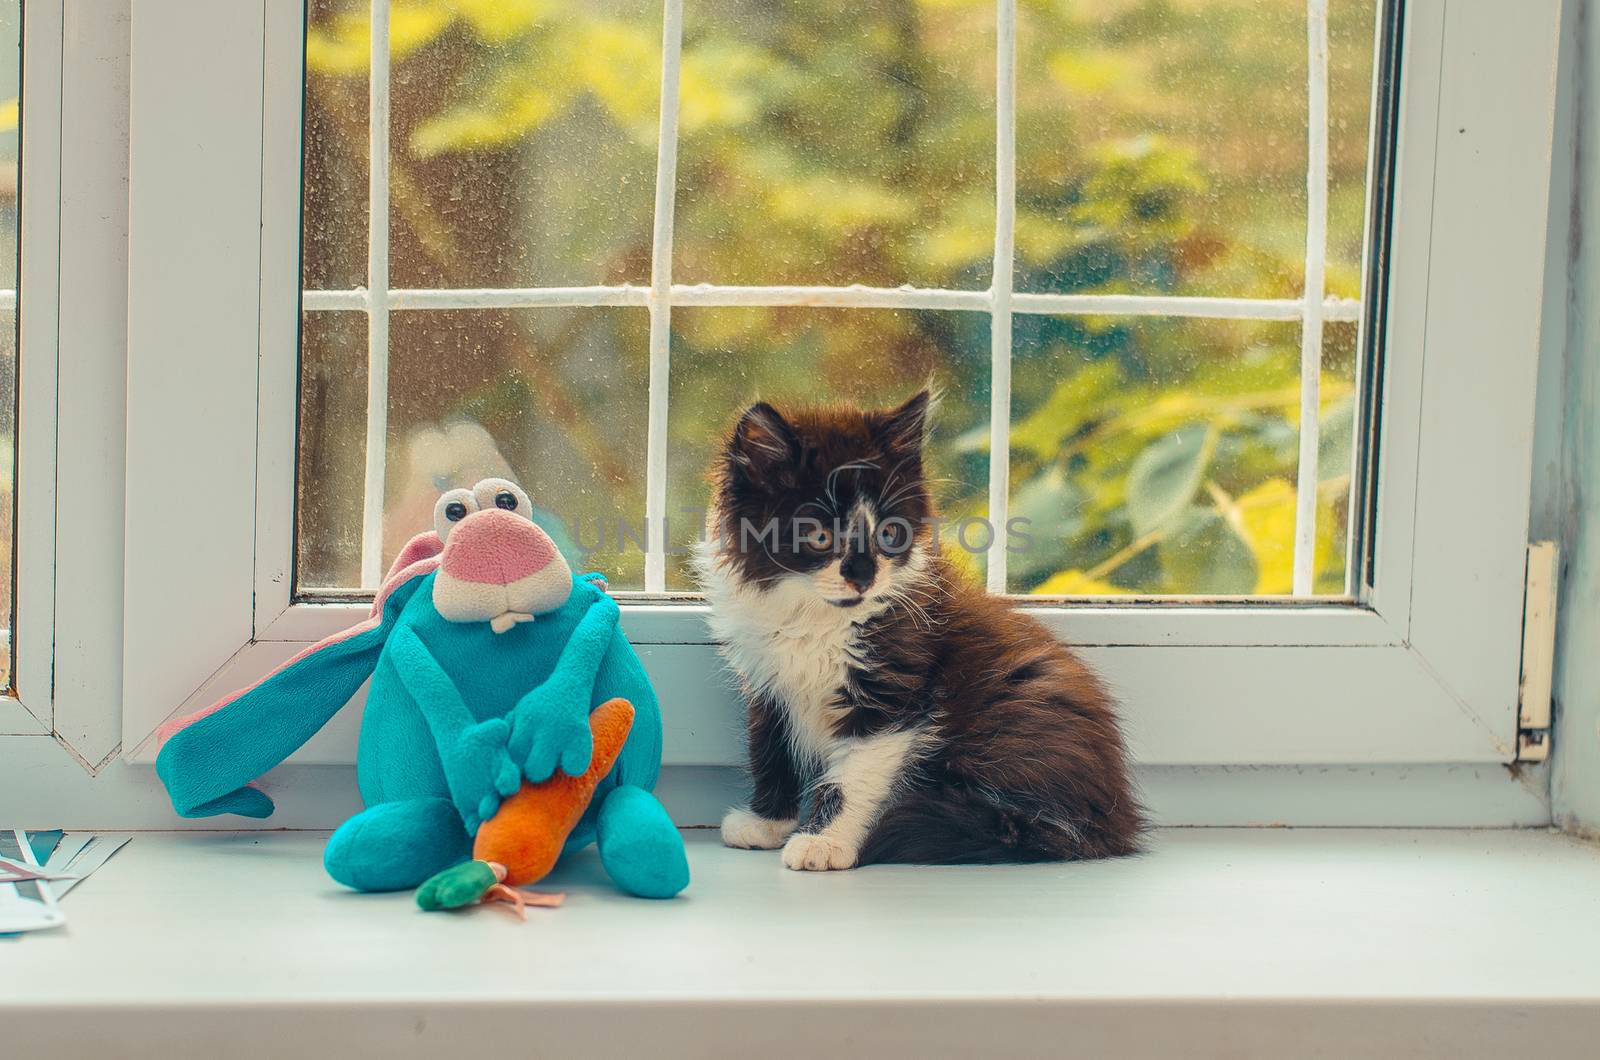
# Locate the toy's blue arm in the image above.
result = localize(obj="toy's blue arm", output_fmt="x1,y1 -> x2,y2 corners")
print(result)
388,624 -> 521,833
507,587 -> 622,782
598,625 -> 662,792
155,577 -> 425,819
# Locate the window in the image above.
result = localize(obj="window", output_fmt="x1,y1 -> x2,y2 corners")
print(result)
121,1 -> 1561,778
295,0 -> 1379,600
0,2 -> 20,686
1,0 -> 70,739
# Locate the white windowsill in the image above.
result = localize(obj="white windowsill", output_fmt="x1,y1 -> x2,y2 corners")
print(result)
7,828 -> 1600,1057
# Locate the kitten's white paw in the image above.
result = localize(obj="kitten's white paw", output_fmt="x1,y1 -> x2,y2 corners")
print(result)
721,808 -> 797,850
781,832 -> 858,871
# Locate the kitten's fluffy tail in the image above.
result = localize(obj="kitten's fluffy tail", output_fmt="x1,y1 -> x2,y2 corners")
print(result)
858,783 -> 1081,866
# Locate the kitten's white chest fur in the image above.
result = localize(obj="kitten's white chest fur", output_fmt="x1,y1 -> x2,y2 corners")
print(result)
695,539 -> 875,766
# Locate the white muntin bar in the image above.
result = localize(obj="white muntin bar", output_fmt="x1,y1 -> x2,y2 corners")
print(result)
305,285 -> 1361,320
359,0 -> 391,589
1293,0 -> 1331,597
986,0 -> 1018,594
1014,292 -> 1361,322
670,283 -> 992,311
391,285 -> 647,310
643,0 -> 685,594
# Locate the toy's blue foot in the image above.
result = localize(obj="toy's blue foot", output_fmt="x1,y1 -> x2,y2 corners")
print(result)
596,785 -> 689,899
324,797 -> 470,892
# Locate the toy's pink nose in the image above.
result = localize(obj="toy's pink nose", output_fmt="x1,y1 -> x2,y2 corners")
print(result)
441,509 -> 557,585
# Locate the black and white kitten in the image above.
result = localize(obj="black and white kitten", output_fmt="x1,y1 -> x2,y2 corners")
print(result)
694,390 -> 1143,871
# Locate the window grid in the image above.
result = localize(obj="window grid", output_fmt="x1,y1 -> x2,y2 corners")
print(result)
311,0 -> 1354,597
360,0 -> 391,589
1295,0 -> 1332,596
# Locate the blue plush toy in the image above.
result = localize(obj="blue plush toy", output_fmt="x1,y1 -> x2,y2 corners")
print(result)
155,478 -> 689,900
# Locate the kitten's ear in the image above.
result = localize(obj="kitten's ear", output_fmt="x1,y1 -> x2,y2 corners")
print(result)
727,402 -> 800,477
875,389 -> 934,460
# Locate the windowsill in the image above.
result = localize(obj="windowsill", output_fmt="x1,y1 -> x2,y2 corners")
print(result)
7,828 -> 1600,1056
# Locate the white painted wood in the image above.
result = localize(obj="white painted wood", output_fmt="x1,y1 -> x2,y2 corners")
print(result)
642,0 -> 684,594
250,0 -> 305,633
1401,1 -> 1562,737
985,0 -> 1017,593
110,0 -> 1562,780
126,632 -> 1501,767
255,596 -> 1402,647
122,0 -> 265,750
50,0 -> 132,764
1359,0 -> 1441,631
1292,0 -> 1330,594
10,0 -> 64,727
303,284 -> 650,311
0,697 -> 48,735
0,717 -> 1554,828
303,284 -> 1363,319
7,830 -> 1600,1057
358,0 -> 390,589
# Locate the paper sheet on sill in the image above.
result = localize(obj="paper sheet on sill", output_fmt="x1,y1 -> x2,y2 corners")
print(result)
1,830 -> 131,935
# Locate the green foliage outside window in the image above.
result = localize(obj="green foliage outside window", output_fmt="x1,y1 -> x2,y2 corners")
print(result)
297,0 -> 1376,597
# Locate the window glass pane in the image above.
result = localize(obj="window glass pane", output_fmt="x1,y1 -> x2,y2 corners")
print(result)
303,0 -> 662,292
674,0 -> 996,288
0,1 -> 18,683
665,307 -> 990,591
302,0 -> 369,291
1006,315 -> 1355,596
1015,0 -> 1374,300
295,0 -> 1386,601
1326,0 -> 1378,298
296,312 -> 368,589
296,307 -> 649,592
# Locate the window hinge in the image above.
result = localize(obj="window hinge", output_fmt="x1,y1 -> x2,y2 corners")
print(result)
1516,541 -> 1559,762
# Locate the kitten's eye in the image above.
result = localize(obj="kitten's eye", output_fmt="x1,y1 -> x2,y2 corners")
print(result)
799,526 -> 833,553
877,519 -> 911,554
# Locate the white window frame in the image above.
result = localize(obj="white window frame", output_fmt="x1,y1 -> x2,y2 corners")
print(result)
1,1 -> 127,773
122,0 -> 1563,776
0,0 -> 61,738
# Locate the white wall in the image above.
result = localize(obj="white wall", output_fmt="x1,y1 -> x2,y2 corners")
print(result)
1548,0 -> 1600,834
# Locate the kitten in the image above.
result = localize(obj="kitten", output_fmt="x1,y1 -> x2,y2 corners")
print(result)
694,389 -> 1143,871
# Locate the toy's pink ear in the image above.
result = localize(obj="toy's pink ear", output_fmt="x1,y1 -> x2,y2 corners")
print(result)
370,531 -> 444,618
386,531 -> 443,582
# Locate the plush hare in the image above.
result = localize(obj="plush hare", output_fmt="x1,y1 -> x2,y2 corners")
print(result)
156,478 -> 688,899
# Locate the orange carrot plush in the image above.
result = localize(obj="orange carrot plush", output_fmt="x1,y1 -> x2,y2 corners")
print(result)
417,698 -> 635,916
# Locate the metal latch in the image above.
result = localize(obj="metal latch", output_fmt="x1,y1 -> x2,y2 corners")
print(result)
1516,542 -> 1558,762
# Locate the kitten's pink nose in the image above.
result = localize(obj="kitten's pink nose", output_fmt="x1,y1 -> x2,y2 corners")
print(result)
441,509 -> 556,585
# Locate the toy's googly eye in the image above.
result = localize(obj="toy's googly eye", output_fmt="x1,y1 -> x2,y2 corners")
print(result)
472,478 -> 532,522
433,488 -> 479,544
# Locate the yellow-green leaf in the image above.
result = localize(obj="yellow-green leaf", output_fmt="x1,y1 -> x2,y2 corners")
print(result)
1031,569 -> 1124,597
1007,360 -> 1122,459
452,0 -> 551,42
1236,478 -> 1297,594
306,3 -> 453,76
579,21 -> 662,142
